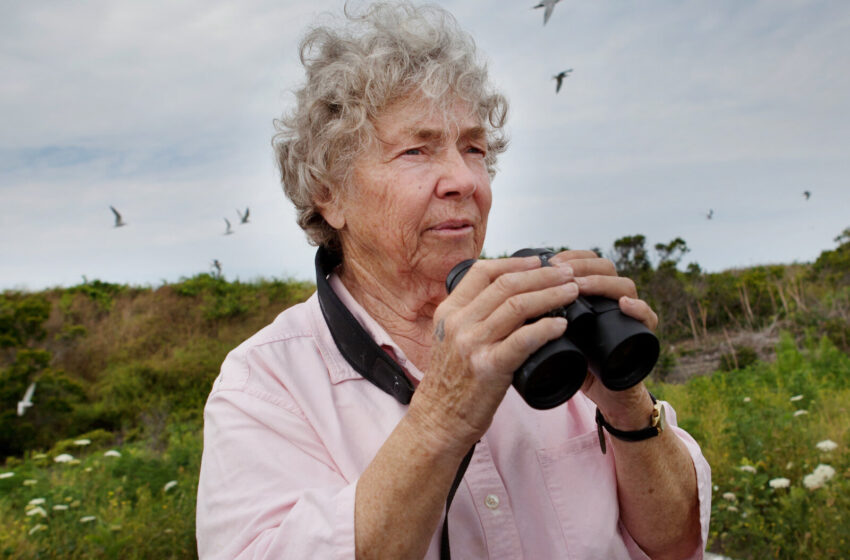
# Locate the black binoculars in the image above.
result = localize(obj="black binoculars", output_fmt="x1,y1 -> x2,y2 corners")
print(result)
445,248 -> 660,409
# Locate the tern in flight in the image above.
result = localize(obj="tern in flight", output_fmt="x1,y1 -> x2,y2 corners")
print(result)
706,209 -> 714,220
224,218 -> 234,235
553,69 -> 573,93
211,259 -> 222,277
110,206 -> 127,228
533,0 -> 562,25
803,190 -> 811,200
18,382 -> 36,417
237,207 -> 250,224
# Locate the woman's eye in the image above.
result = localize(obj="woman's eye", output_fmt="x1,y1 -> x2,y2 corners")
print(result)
466,146 -> 485,156
404,148 -> 422,156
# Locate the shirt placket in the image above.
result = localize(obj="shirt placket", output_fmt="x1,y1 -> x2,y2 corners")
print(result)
463,438 -> 524,560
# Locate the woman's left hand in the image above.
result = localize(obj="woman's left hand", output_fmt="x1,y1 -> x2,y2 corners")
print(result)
548,250 -> 659,419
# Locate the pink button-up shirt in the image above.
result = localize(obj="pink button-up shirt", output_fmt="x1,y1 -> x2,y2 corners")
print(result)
196,276 -> 711,559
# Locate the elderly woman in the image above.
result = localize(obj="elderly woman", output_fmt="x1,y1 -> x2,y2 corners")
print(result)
196,3 -> 710,559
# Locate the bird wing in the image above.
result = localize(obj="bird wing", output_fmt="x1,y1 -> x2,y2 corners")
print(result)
110,205 -> 123,224
22,382 -> 36,403
543,2 -> 554,24
555,76 -> 563,93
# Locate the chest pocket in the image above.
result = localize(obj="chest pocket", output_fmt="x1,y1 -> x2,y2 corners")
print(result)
536,431 -> 635,560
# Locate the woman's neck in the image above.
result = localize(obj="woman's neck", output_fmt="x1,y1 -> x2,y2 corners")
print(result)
337,256 -> 444,372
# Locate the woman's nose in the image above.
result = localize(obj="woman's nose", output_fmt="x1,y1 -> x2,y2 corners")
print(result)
435,149 -> 479,199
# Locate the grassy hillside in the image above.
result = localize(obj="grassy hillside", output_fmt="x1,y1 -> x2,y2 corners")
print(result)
1,230 -> 848,558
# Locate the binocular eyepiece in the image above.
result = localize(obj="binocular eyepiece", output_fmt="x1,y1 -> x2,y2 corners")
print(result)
445,248 -> 660,410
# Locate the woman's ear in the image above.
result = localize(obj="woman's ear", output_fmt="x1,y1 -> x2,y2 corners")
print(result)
318,197 -> 345,230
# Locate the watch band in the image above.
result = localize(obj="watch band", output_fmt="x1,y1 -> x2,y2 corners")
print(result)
595,392 -> 664,454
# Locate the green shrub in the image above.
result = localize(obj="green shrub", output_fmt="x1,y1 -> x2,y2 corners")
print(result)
719,345 -> 759,371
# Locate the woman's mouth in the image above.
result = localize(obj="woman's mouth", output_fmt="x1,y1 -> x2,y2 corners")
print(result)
430,220 -> 472,232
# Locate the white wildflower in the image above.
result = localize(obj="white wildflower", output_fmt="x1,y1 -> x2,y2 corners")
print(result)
26,506 -> 47,517
28,523 -> 47,536
79,516 -> 96,523
816,440 -> 838,452
790,394 -> 804,402
27,498 -> 46,507
54,454 -> 74,463
0,472 -> 14,479
769,477 -> 791,489
23,479 -> 37,486
743,397 -> 751,403
803,464 -> 836,490
739,465 -> 757,474
793,409 -> 808,417
727,505 -> 739,512
103,450 -> 121,458
73,439 -> 91,446
52,504 -> 69,511
722,492 -> 736,502
163,480 -> 178,492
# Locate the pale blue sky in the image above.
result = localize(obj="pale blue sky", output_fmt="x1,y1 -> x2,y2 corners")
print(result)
2,0 -> 848,290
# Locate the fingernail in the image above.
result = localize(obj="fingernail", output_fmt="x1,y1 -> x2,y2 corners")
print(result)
562,282 -> 578,296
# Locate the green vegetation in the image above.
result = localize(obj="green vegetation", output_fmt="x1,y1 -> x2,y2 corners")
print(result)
650,334 -> 850,559
1,231 -> 848,558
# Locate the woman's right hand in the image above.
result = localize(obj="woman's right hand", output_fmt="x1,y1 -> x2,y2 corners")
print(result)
408,255 -> 579,454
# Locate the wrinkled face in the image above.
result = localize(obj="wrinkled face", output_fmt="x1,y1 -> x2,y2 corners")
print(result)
323,96 -> 492,286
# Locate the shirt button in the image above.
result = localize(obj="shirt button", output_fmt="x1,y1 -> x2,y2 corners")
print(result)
484,494 -> 500,510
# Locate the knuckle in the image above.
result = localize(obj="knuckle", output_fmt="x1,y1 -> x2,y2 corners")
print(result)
493,273 -> 520,294
503,294 -> 527,317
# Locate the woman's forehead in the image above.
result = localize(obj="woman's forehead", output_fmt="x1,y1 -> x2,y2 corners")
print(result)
374,96 -> 483,141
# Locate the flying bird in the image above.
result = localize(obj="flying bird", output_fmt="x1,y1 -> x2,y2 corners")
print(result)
211,259 -> 222,277
553,69 -> 572,93
17,382 -> 36,417
110,206 -> 127,228
237,207 -> 250,224
803,190 -> 811,200
706,209 -> 714,220
533,0 -> 562,25
224,218 -> 234,235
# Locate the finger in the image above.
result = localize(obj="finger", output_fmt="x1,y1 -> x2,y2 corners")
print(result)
446,256 -> 541,306
452,262 -> 575,325
548,249 -> 599,263
618,296 -> 659,331
476,281 -> 578,341
575,274 -> 638,299
476,316 -> 569,375
557,257 -> 617,278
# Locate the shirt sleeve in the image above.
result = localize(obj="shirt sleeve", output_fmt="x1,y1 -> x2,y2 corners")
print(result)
196,358 -> 356,560
619,402 -> 713,560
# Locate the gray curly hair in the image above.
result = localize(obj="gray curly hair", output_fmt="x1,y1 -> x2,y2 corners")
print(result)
272,1 -> 509,250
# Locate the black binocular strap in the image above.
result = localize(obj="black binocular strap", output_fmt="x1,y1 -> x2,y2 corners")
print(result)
441,444 -> 476,560
315,247 -> 471,560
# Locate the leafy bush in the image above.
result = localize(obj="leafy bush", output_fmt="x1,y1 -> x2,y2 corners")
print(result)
0,294 -> 51,349
719,345 -> 759,372
650,333 -> 850,559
